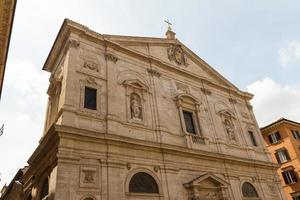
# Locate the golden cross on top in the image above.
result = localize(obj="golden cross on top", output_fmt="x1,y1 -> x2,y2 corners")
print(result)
164,19 -> 172,31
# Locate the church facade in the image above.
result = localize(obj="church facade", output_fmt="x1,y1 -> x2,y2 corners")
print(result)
1,19 -> 285,200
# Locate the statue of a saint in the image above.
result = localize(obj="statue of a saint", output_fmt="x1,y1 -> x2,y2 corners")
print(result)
130,93 -> 142,119
224,118 -> 235,141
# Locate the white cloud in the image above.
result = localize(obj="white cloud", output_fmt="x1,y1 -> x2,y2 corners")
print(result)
247,78 -> 300,127
0,61 -> 49,188
278,40 -> 300,67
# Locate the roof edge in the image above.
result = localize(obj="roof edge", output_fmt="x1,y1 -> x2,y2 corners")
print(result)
260,118 -> 300,132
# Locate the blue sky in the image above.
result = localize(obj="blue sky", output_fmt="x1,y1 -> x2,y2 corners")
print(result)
1,0 -> 300,188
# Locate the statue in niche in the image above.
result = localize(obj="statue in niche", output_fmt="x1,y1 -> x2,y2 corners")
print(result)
224,118 -> 236,141
130,93 -> 142,120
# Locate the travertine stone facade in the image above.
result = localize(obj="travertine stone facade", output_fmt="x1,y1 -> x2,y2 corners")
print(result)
1,19 -> 285,200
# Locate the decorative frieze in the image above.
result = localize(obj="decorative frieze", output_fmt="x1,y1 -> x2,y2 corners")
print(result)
105,53 -> 118,63
147,68 -> 161,77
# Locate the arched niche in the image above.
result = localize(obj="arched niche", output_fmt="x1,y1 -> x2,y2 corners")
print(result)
215,102 -> 237,142
118,71 -> 151,126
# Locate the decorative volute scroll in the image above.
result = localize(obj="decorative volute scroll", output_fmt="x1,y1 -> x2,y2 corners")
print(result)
105,53 -> 118,63
167,44 -> 188,66
184,173 -> 230,200
68,39 -> 80,48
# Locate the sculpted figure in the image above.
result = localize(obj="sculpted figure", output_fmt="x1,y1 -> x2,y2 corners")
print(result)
130,93 -> 142,119
224,118 -> 235,141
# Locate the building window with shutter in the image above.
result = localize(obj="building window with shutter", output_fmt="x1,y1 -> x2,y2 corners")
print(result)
268,131 -> 281,144
292,130 -> 300,140
248,131 -> 258,146
282,169 -> 298,184
275,149 -> 290,163
84,87 -> 97,110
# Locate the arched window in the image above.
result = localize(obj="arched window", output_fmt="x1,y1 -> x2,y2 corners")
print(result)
129,172 -> 159,193
39,179 -> 49,200
242,182 -> 259,198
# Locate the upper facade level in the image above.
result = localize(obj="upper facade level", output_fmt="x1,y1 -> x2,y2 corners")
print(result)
42,19 -> 270,163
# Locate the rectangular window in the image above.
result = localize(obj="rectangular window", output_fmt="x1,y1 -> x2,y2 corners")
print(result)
84,87 -> 97,110
282,170 -> 298,184
275,149 -> 290,163
183,111 -> 196,134
248,131 -> 258,146
292,130 -> 300,140
268,131 -> 281,144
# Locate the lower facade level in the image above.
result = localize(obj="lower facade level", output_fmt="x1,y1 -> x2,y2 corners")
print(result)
2,126 -> 286,200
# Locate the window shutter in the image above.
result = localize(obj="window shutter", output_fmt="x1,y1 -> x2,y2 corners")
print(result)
268,135 -> 274,143
276,131 -> 281,140
284,149 -> 291,161
282,172 -> 289,184
292,171 -> 298,183
275,152 -> 281,163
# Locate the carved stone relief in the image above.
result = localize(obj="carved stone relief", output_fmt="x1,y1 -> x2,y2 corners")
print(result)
80,165 -> 99,188
224,118 -> 236,141
83,170 -> 95,183
167,44 -> 188,66
83,60 -> 99,72
176,82 -> 189,94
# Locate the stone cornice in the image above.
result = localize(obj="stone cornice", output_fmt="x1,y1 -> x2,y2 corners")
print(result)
260,118 -> 300,134
43,19 -> 253,100
54,124 -> 279,169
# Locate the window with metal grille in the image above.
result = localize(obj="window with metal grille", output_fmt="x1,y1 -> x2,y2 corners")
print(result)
275,149 -> 290,163
282,170 -> 298,184
84,87 -> 97,110
248,131 -> 258,146
129,172 -> 159,193
183,111 -> 196,134
242,182 -> 259,197
268,131 -> 281,144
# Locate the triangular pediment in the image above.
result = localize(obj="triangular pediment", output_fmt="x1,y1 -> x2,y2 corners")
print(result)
106,35 -> 238,91
44,19 -> 244,95
184,173 -> 229,189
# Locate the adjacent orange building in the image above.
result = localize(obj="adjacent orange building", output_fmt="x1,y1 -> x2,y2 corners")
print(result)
261,118 -> 300,200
